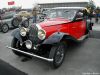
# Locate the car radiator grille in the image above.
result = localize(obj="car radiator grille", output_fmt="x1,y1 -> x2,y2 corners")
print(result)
29,25 -> 39,44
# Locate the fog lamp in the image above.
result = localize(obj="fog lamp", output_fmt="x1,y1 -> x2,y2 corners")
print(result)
25,40 -> 32,49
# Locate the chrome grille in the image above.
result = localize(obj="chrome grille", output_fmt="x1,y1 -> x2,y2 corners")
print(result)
29,25 -> 39,44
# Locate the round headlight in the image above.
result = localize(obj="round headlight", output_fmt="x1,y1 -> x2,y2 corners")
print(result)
20,27 -> 28,36
38,29 -> 46,40
25,40 -> 32,49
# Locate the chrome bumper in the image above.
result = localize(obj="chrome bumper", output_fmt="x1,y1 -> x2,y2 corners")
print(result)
6,46 -> 53,62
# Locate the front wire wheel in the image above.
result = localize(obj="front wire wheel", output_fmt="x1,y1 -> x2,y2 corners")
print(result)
50,42 -> 66,68
12,18 -> 20,28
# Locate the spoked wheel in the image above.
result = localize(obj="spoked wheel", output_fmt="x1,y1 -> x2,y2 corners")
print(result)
50,42 -> 66,68
12,18 -> 20,28
1,24 -> 9,33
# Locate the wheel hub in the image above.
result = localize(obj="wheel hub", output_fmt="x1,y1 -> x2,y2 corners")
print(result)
2,25 -> 8,32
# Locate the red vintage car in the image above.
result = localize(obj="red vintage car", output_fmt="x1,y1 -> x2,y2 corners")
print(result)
7,7 -> 93,68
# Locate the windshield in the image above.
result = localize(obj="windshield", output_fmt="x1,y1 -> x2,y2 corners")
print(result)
47,9 -> 77,20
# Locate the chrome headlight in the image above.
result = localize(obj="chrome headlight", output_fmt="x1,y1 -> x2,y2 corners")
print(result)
20,27 -> 29,36
25,40 -> 32,49
36,24 -> 46,40
38,29 -> 46,40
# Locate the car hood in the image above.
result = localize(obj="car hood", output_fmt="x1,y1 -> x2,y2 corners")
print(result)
38,18 -> 71,28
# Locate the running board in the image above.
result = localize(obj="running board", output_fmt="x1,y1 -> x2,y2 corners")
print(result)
78,34 -> 88,41
6,46 -> 53,62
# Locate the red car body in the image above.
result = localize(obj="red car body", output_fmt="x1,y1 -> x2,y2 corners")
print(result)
39,17 -> 86,40
8,7 -> 93,68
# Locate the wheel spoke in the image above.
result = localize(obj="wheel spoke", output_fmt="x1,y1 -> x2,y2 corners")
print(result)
55,45 -> 64,64
2,25 -> 8,32
13,19 -> 19,26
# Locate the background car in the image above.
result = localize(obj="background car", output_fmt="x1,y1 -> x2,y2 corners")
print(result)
0,11 -> 16,33
12,11 -> 32,28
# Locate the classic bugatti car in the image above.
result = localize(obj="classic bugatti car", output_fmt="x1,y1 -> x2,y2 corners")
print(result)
7,7 -> 93,68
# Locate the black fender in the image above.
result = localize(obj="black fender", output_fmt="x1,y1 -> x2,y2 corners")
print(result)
42,32 -> 69,44
0,22 -> 9,29
0,22 -> 7,27
11,28 -> 22,43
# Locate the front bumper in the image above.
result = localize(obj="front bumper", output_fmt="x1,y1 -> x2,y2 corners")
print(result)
6,46 -> 53,62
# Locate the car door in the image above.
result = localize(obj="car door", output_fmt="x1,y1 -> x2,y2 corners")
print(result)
75,11 -> 86,39
68,21 -> 79,39
70,11 -> 86,39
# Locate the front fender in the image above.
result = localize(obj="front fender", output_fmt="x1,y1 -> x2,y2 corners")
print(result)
11,28 -> 22,43
42,32 -> 68,44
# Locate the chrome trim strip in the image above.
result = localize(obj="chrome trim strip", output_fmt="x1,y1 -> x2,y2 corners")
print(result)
6,46 -> 53,62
